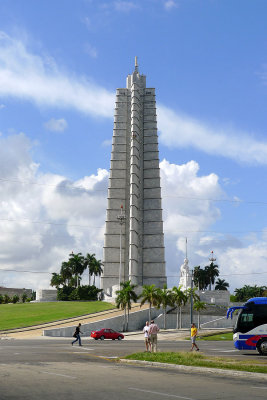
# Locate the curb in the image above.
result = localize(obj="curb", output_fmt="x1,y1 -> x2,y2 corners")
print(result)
119,359 -> 267,382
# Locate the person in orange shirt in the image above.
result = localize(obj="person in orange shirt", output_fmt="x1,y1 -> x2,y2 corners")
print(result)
190,323 -> 199,351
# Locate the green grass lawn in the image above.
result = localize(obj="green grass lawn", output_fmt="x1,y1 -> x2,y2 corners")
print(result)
124,352 -> 267,374
0,302 -> 115,330
199,332 -> 233,341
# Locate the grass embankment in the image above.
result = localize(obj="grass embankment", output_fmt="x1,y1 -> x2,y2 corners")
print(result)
0,302 -> 115,330
125,352 -> 267,374
200,332 -> 233,341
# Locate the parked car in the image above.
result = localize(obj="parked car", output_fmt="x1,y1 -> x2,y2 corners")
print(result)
90,328 -> 124,340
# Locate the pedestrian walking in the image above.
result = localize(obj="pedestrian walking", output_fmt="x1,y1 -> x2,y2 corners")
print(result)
72,323 -> 83,346
143,321 -> 151,352
190,323 -> 199,351
149,320 -> 159,353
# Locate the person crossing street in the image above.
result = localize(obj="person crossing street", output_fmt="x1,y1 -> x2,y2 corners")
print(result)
72,323 -> 83,346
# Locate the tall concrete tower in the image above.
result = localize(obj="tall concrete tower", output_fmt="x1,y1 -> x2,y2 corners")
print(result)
101,58 -> 166,295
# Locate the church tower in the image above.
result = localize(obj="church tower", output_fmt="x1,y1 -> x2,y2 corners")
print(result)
101,58 -> 166,294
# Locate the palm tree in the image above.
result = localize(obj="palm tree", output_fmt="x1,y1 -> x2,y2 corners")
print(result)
157,284 -> 174,330
139,284 -> 160,323
69,252 -> 85,287
193,300 -> 206,329
115,281 -> 137,331
193,266 -> 208,290
234,284 -> 267,301
123,280 -> 138,331
185,287 -> 200,324
60,261 -> 73,286
115,287 -> 128,331
84,253 -> 96,286
185,287 -> 200,302
50,272 -> 63,289
215,278 -> 229,291
90,259 -> 103,286
172,285 -> 187,329
204,262 -> 219,290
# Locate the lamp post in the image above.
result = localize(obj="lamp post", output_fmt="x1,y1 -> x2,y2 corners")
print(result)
117,205 -> 126,288
190,269 -> 193,325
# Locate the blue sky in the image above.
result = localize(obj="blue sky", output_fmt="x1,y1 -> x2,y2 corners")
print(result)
0,0 -> 267,292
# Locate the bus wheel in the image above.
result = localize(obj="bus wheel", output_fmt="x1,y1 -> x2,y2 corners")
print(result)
256,339 -> 267,356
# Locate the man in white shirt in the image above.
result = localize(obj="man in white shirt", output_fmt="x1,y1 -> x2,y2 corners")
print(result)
143,321 -> 151,352
149,320 -> 160,353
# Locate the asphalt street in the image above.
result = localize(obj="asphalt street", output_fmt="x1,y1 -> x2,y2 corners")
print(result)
0,338 -> 267,399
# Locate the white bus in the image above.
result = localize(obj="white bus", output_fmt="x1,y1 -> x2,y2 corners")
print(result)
227,297 -> 267,355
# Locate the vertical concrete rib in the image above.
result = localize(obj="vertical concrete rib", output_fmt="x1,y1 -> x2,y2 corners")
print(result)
128,82 -> 142,285
102,88 -> 128,290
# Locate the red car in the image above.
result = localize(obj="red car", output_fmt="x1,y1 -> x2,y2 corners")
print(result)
90,328 -> 124,341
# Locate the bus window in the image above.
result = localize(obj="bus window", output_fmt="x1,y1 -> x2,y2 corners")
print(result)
237,312 -> 254,332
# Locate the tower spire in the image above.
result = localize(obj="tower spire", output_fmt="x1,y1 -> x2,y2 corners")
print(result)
134,56 -> 138,72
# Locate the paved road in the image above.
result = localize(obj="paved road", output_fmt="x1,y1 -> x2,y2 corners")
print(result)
0,338 -> 267,399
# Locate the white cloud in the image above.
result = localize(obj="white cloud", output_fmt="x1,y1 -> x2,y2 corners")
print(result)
257,63 -> 267,85
0,133 -> 108,290
84,43 -> 98,58
1,133 -> 267,291
164,0 -> 178,11
217,242 -> 267,291
83,16 -> 91,30
101,139 -> 112,147
113,1 -> 139,12
44,118 -> 68,132
160,159 -> 222,284
158,105 -> 267,165
0,31 -> 114,118
1,31 -> 267,166
160,159 -> 267,291
0,103 -> 5,109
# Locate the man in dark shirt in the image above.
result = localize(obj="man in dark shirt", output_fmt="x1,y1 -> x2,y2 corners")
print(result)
71,323 -> 83,346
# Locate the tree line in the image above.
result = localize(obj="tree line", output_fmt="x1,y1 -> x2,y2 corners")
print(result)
0,292 -> 35,304
233,285 -> 267,302
50,252 -> 103,301
115,282 -> 206,332
193,262 -> 229,291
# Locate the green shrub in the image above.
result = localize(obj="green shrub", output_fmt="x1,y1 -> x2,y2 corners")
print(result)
4,294 -> 11,304
0,294 -> 3,304
21,293 -> 28,303
230,294 -> 237,302
57,286 -> 75,301
57,285 -> 102,301
12,295 -> 20,304
76,285 -> 102,301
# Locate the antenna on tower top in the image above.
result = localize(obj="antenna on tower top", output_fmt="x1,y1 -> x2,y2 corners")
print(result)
134,56 -> 138,72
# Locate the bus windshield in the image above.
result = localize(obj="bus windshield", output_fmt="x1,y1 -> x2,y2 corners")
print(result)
233,304 -> 267,334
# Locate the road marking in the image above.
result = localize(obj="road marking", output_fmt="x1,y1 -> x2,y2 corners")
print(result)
40,371 -> 76,379
218,350 -> 238,353
128,388 -> 195,399
69,347 -> 94,351
251,387 -> 267,390
209,349 -> 237,352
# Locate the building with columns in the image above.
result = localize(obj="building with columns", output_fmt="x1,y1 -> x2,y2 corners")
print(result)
101,58 -> 166,295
